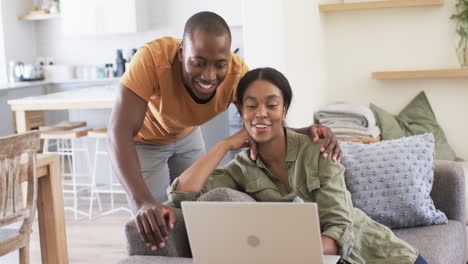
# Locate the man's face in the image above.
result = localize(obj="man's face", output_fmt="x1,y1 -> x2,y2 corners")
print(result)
178,30 -> 231,102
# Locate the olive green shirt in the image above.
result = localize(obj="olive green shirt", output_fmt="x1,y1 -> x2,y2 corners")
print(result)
168,129 -> 419,264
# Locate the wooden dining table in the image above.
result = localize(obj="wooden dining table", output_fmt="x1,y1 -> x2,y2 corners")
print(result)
8,86 -> 116,133
20,153 -> 68,264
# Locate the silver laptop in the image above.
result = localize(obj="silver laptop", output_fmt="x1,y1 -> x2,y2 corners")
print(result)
181,201 -> 341,264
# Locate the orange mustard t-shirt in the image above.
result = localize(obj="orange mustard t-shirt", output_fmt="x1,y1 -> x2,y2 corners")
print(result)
120,37 -> 249,145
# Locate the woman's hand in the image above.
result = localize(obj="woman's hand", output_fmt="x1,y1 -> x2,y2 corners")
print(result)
321,235 -> 339,255
222,128 -> 254,152
177,129 -> 253,192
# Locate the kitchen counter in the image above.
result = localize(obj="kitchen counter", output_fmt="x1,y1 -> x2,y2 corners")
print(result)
8,85 -> 117,132
8,86 -> 116,111
0,77 -> 120,90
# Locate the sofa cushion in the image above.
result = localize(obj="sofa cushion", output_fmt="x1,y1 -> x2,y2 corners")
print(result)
118,256 -> 193,264
393,220 -> 465,264
460,161 -> 468,225
341,133 -> 448,228
197,187 -> 256,202
370,91 -> 461,161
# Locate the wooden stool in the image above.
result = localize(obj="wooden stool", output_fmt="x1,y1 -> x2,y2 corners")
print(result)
39,121 -> 87,131
88,129 -> 132,218
41,129 -> 102,220
40,121 -> 87,153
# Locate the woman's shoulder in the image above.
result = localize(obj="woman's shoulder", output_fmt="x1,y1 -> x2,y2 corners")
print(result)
286,129 -> 322,157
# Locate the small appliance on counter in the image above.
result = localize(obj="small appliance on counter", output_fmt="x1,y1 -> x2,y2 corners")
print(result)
9,61 -> 44,82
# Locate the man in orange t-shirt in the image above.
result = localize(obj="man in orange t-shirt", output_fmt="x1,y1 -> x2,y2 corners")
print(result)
108,11 -> 342,252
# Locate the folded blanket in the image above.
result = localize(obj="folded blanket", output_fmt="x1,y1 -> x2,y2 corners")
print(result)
332,126 -> 381,139
315,104 -> 376,129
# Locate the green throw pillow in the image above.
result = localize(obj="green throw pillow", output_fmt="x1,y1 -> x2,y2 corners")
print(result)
370,91 -> 462,161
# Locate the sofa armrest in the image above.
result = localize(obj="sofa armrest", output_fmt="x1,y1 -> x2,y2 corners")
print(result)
431,160 -> 465,223
124,205 -> 192,258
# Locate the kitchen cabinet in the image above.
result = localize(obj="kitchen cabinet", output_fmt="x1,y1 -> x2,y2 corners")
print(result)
61,0 -> 150,35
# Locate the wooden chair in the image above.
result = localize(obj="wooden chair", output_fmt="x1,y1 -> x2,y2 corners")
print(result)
0,131 -> 40,264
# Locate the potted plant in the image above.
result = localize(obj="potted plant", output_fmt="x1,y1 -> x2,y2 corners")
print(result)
451,0 -> 468,67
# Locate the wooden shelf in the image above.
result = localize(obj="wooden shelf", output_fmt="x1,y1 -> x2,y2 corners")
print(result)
338,136 -> 381,144
19,12 -> 60,21
372,68 -> 468,80
319,0 -> 443,12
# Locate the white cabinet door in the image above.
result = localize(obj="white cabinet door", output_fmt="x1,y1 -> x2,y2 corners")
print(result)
95,0 -> 136,34
61,0 -> 149,36
61,0 -> 98,35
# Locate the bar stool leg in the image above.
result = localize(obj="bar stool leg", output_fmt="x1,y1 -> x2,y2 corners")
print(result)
94,134 -> 132,217
43,138 -> 49,153
88,140 -> 97,219
109,144 -> 115,209
110,163 -> 114,209
43,138 -> 60,154
89,138 -> 104,219
92,139 -> 103,212
71,139 -> 79,220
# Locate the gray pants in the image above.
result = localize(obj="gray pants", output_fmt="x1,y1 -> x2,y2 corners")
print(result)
135,127 -> 206,202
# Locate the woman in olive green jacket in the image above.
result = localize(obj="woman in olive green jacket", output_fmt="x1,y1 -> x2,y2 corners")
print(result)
167,67 -> 426,264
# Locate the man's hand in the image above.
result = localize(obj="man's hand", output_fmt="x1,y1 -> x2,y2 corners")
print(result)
310,124 -> 342,162
134,201 -> 176,251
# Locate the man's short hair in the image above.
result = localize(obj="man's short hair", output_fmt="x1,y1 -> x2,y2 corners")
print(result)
183,11 -> 231,41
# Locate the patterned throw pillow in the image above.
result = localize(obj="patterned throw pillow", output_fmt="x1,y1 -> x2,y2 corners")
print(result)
340,133 -> 448,228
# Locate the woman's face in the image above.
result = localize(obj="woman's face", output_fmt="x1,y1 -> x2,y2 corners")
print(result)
241,80 -> 287,144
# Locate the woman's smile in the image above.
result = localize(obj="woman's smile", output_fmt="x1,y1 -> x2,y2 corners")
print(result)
251,122 -> 271,133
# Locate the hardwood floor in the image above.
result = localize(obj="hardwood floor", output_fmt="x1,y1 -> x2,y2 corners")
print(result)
30,196 -> 134,264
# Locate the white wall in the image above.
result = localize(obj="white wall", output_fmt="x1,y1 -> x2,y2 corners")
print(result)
242,0 -> 287,71
321,0 -> 467,159
0,0 -> 36,82
242,0 -> 327,128
283,0 -> 328,128
165,0 -> 242,36
0,0 -> 6,82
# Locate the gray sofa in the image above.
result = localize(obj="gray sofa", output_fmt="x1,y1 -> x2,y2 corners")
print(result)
118,160 -> 466,264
